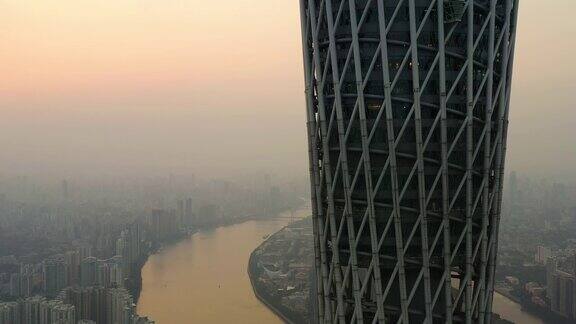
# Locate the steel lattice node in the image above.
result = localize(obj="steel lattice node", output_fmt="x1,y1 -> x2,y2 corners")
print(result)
299,0 -> 519,323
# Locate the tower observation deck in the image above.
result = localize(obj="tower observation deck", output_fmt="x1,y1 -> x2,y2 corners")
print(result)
299,0 -> 519,322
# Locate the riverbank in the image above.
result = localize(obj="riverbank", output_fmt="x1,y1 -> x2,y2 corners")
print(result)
129,230 -> 196,304
496,286 -> 522,304
250,220 -> 543,324
247,218 -> 315,323
130,209 -> 298,305
248,251 -> 297,324
495,286 -> 571,324
136,213 -> 306,323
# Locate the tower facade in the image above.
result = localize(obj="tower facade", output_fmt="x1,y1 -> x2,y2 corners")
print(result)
299,0 -> 519,323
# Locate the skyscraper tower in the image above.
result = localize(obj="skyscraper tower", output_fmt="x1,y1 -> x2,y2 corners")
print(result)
299,0 -> 519,322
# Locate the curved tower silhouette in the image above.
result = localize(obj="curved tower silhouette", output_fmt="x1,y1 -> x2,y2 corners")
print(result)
299,0 -> 519,322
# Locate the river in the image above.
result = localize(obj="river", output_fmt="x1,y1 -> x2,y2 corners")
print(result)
137,209 -> 544,324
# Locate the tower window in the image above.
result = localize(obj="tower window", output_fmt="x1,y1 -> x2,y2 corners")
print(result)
444,0 -> 466,23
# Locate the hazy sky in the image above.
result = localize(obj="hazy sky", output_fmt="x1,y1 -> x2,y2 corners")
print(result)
0,0 -> 574,181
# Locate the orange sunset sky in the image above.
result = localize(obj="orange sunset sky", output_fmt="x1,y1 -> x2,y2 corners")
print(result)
0,0 -> 574,180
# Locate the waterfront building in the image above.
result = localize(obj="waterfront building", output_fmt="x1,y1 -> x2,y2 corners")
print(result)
78,255 -> 125,289
150,209 -> 178,240
177,199 -> 185,229
124,222 -> 143,265
107,288 -> 132,324
547,255 -> 576,320
117,228 -> 138,276
0,296 -> 79,324
300,0 -> 519,322
61,286 -> 107,323
186,198 -> 194,227
96,256 -> 124,288
60,286 -> 148,324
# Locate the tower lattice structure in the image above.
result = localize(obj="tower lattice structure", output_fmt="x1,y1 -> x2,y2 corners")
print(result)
299,0 -> 519,322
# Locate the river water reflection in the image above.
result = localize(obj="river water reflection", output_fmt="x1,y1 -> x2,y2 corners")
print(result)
137,209 -> 544,324
136,211 -> 301,323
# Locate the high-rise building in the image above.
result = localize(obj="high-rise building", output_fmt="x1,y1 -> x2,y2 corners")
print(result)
96,256 -> 124,288
547,255 -> 576,321
80,257 -> 98,287
78,245 -> 93,261
22,296 -> 47,324
534,246 -> 552,265
60,286 -> 149,324
10,271 -> 32,298
0,295 -> 148,324
185,198 -> 194,226
10,273 -> 22,297
508,171 -> 518,206
1,297 -> 76,324
43,259 -> 68,297
177,199 -> 185,229
65,250 -> 82,286
49,302 -> 75,324
299,0 -> 519,322
116,223 -> 142,276
0,302 -> 20,324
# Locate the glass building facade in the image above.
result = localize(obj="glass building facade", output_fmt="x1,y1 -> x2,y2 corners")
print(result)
299,0 -> 519,322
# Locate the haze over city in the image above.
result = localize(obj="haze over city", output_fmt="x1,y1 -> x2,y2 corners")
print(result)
0,1 -> 575,324
0,0 -> 573,181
